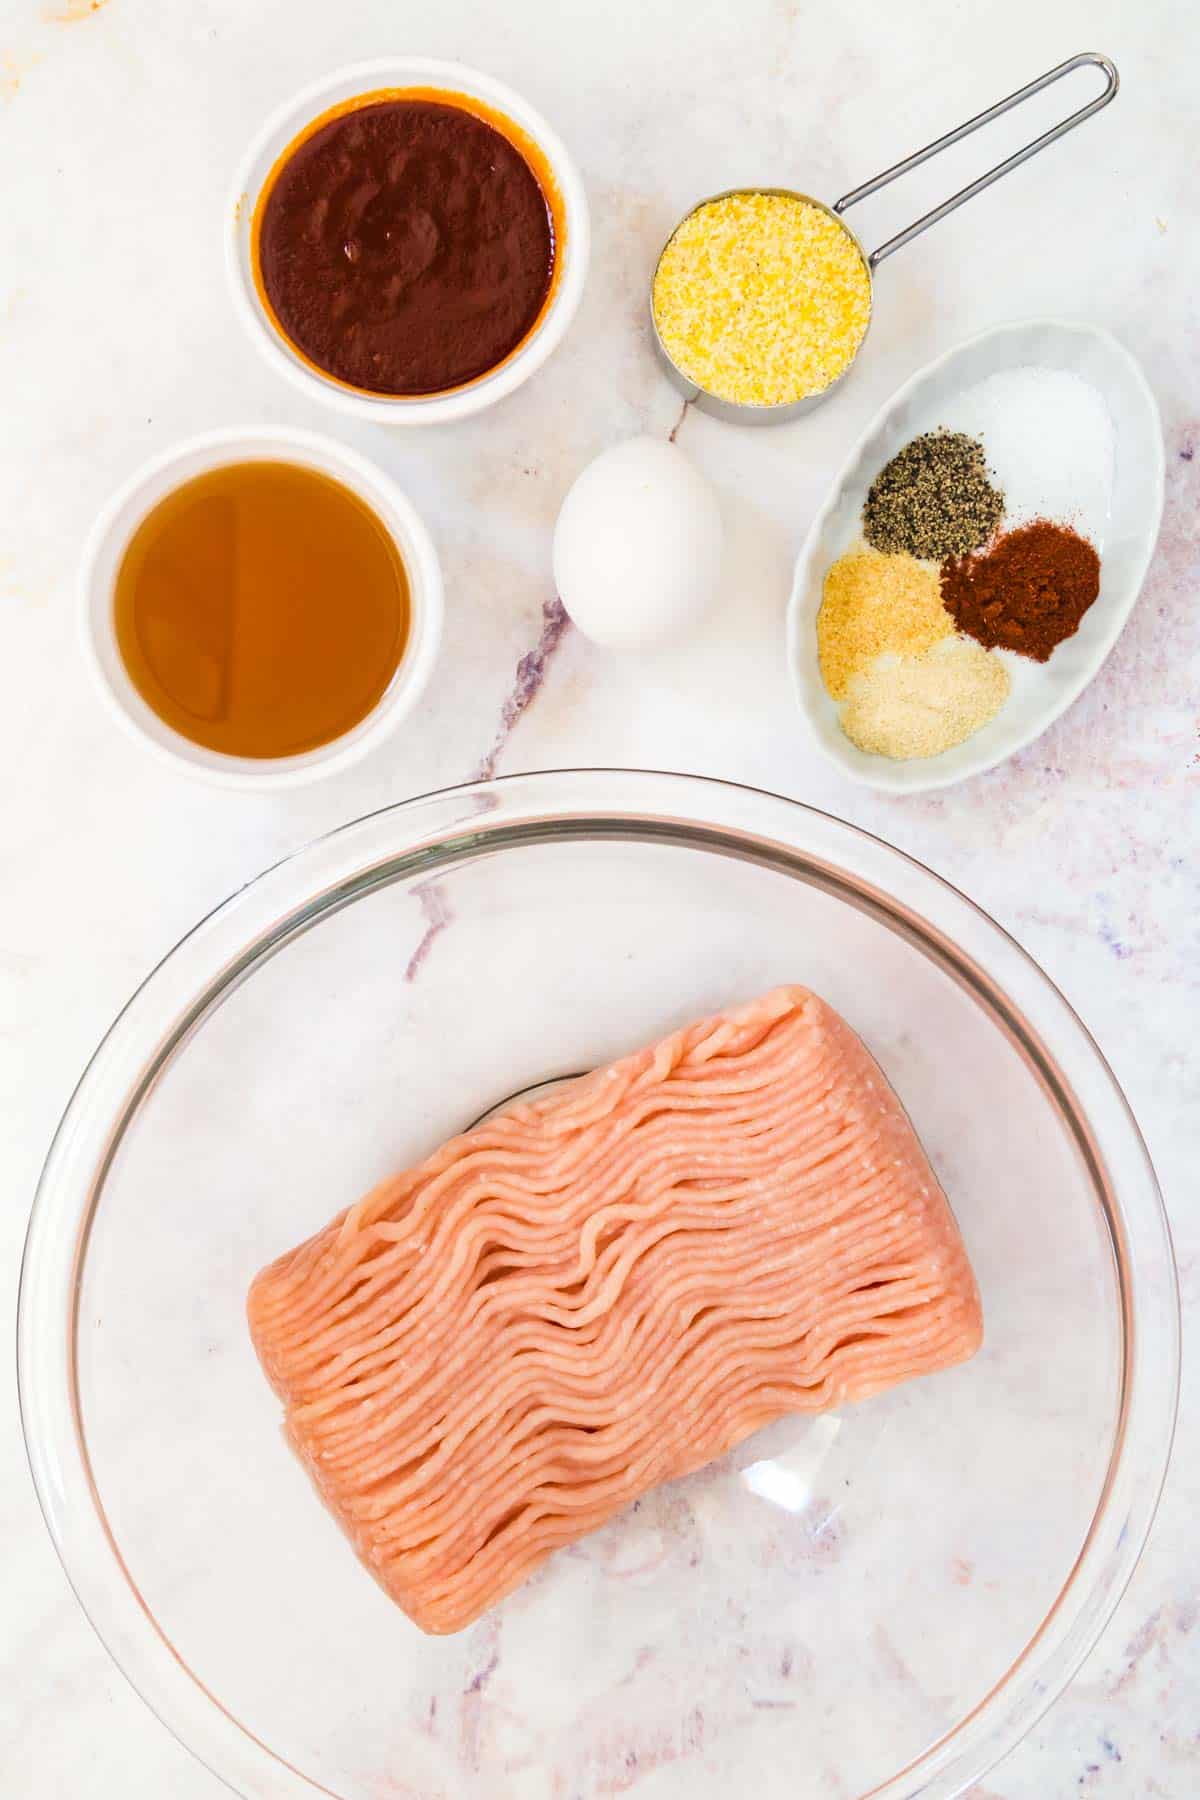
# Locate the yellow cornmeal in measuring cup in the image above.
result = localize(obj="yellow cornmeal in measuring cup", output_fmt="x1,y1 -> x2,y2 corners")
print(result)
653,192 -> 871,406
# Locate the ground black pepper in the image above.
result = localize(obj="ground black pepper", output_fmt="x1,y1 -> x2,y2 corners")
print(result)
862,430 -> 1004,561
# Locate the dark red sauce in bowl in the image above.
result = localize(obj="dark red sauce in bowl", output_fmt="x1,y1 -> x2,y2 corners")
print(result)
255,94 -> 557,397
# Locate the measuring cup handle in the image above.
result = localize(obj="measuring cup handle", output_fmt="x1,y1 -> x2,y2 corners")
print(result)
834,51 -> 1118,269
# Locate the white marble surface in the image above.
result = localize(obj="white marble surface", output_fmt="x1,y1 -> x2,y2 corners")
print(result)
1,0 -> 1196,1794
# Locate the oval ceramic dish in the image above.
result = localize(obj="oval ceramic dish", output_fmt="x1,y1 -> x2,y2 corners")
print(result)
786,319 -> 1164,793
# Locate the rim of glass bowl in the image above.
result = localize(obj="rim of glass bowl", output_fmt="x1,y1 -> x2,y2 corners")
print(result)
17,769 -> 1179,1800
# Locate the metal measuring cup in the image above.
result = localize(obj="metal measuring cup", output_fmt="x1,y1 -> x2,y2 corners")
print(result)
651,51 -> 1119,425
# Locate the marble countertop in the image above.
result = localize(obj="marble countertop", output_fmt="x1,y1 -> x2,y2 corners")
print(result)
1,0 -> 1195,1794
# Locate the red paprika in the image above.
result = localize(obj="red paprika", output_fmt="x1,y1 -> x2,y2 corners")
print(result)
939,520 -> 1100,661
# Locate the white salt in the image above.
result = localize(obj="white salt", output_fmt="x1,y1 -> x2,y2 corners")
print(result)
944,366 -> 1115,548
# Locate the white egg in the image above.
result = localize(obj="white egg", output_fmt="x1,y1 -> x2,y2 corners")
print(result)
552,436 -> 723,649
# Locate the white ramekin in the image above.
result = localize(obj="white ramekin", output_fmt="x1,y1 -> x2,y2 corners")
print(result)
226,58 -> 591,424
80,426 -> 443,788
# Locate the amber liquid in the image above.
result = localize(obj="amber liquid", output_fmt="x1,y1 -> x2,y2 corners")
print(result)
114,461 -> 410,758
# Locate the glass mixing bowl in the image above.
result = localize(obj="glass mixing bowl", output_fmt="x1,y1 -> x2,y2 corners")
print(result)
19,771 -> 1178,1800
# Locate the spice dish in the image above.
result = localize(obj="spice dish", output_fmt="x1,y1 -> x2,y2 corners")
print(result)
227,59 -> 590,423
788,318 -> 1164,793
818,423 -> 1106,760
